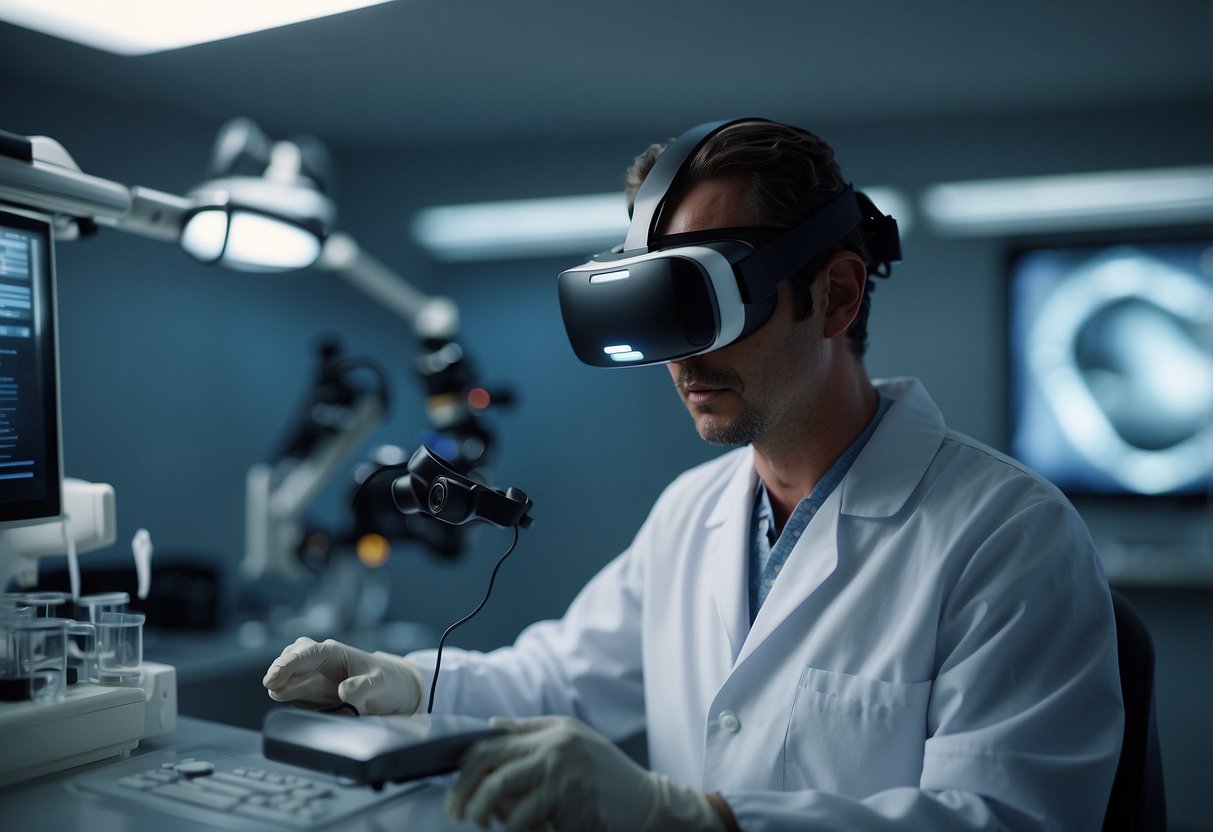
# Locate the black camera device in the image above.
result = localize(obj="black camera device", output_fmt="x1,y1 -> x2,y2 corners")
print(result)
390,445 -> 533,529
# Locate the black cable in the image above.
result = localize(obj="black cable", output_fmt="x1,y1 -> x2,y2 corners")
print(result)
318,701 -> 360,717
427,526 -> 521,714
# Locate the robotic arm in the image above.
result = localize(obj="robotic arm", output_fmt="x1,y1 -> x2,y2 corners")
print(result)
242,341 -> 390,580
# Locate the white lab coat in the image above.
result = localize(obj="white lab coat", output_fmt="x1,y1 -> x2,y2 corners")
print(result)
409,378 -> 1123,831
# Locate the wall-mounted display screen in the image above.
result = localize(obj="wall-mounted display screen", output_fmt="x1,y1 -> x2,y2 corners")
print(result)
1008,236 -> 1212,498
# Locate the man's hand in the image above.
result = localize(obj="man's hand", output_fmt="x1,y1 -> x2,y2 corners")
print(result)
262,637 -> 422,715
445,715 -> 725,832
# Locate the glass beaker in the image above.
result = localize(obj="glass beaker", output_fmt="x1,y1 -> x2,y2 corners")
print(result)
95,611 -> 145,686
13,617 -> 70,702
0,603 -> 34,700
66,619 -> 99,684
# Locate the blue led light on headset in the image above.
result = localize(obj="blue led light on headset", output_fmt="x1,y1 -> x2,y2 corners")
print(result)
557,118 -> 901,368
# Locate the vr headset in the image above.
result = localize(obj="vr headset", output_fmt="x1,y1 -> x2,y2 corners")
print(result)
557,118 -> 902,368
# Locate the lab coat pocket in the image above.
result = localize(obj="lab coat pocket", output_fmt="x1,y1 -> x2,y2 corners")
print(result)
784,667 -> 931,795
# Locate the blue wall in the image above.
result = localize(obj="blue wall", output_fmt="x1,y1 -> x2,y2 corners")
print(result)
8,80 -> 1212,827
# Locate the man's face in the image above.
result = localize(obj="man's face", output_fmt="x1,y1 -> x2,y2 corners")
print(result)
660,175 -> 828,448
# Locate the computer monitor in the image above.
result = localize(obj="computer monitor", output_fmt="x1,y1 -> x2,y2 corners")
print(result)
0,208 -> 62,526
1007,234 -> 1213,498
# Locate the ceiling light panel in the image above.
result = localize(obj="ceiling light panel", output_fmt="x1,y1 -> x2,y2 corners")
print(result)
0,0 -> 394,55
922,166 -> 1213,236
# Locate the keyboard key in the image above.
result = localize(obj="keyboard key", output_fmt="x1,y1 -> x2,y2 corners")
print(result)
143,770 -> 178,783
151,783 -> 239,811
193,778 -> 254,799
233,802 -> 304,824
212,772 -> 292,794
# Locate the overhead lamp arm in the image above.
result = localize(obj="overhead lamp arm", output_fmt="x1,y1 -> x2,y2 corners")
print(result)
97,186 -> 191,242
0,127 -> 445,332
317,232 -> 458,340
0,132 -> 131,228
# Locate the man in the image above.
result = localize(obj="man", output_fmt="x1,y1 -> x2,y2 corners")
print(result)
264,119 -> 1124,831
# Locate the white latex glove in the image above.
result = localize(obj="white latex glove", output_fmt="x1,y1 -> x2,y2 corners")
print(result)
262,636 -> 422,716
446,715 -> 726,832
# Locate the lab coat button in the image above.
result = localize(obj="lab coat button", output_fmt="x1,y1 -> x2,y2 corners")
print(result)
718,710 -> 741,733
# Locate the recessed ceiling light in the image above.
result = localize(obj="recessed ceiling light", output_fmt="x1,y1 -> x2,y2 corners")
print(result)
0,0 -> 395,55
922,166 -> 1213,236
412,193 -> 630,262
411,187 -> 909,262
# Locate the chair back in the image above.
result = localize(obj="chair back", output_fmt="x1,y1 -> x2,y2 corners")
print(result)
1102,589 -> 1166,831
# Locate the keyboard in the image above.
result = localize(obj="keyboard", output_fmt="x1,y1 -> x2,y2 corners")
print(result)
74,747 -> 428,829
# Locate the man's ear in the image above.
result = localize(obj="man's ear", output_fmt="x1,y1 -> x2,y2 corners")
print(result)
819,251 -> 868,340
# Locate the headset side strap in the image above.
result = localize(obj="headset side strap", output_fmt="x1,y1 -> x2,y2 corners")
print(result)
735,186 -> 864,303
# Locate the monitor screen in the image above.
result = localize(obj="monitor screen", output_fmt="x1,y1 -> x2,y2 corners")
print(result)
0,209 -> 61,523
1008,236 -> 1213,498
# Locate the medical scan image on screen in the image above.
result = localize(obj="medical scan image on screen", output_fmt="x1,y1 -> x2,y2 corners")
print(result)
1009,238 -> 1213,497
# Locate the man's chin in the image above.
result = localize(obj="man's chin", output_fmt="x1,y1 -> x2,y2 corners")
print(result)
692,414 -> 752,447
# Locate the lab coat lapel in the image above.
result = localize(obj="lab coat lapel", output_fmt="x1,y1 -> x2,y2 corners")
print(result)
841,377 -> 945,518
703,449 -> 757,666
732,377 -> 945,666
736,489 -> 841,667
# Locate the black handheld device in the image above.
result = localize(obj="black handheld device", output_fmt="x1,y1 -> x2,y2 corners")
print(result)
263,710 -> 503,789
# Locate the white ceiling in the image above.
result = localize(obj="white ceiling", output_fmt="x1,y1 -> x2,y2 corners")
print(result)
1,0 -> 1210,150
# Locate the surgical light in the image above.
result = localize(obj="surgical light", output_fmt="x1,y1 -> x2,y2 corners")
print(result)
181,206 -> 323,272
178,119 -> 335,272
0,0 -> 396,55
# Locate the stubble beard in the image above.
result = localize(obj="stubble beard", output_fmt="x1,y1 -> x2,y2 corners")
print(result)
676,366 -> 769,447
695,405 -> 769,447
